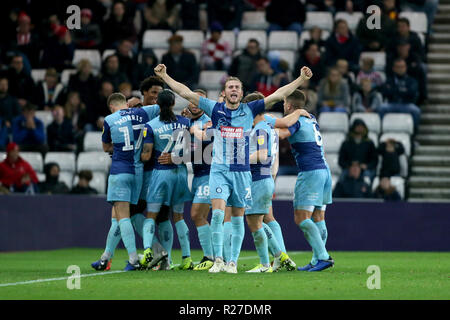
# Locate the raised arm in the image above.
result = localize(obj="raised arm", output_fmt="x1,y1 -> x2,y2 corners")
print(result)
264,66 -> 313,109
271,109 -> 310,128
154,64 -> 200,106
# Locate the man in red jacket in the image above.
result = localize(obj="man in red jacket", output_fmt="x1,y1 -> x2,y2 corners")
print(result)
0,142 -> 38,193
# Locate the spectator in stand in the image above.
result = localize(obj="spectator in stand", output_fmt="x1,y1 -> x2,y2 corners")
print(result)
352,78 -> 383,113
333,161 -> 372,199
119,82 -> 133,99
38,162 -> 69,195
338,119 -> 378,183
383,0 -> 400,21
4,54 -> 35,103
67,59 -> 99,116
335,59 -> 357,95
228,38 -> 263,93
116,39 -> 137,84
201,22 -> 232,71
179,0 -> 204,30
72,8 -> 102,50
265,0 -> 306,35
293,43 -> 326,90
356,56 -> 384,89
46,105 -> 76,152
317,67 -> 351,113
387,39 -> 427,104
245,0 -> 270,10
143,0 -> 180,31
40,25 -> 75,72
92,81 -> 114,131
102,1 -> 137,50
401,0 -> 438,33
305,0 -> 339,12
8,12 -> 41,68
250,56 -> 289,97
388,17 -> 425,62
100,54 -> 129,91
207,0 -> 244,31
356,8 -> 397,52
300,79 -> 318,116
132,49 -> 158,89
0,77 -> 21,128
0,117 -> 9,150
373,176 -> 402,201
378,138 -> 405,178
64,91 -> 90,134
12,102 -> 47,153
302,26 -> 327,54
325,19 -> 361,72
0,142 -> 39,193
379,58 -> 421,132
70,170 -> 98,195
161,34 -> 199,88
32,68 -> 66,110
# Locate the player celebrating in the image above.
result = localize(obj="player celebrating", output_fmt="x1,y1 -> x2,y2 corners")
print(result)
140,90 -> 193,270
274,90 -> 334,272
155,63 -> 313,273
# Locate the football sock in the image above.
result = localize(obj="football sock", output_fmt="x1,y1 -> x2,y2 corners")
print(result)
158,220 -> 174,262
197,224 -> 213,260
143,218 -> 155,250
311,220 -> 328,265
175,220 -> 191,258
102,218 -> 121,260
230,216 -> 245,264
267,220 -> 287,254
299,219 -> 329,261
131,214 -> 145,238
252,227 -> 270,266
211,209 -> 225,259
118,218 -> 138,264
262,222 -> 282,257
223,221 -> 232,263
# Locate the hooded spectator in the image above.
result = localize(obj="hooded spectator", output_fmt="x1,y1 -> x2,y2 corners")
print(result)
38,162 -> 69,194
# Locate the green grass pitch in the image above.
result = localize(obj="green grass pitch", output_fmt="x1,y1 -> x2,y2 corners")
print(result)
0,249 -> 448,300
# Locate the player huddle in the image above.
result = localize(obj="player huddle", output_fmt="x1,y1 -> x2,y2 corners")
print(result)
91,64 -> 334,274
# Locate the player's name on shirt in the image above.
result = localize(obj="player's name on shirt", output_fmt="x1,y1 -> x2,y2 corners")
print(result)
112,113 -> 144,126
153,122 -> 189,134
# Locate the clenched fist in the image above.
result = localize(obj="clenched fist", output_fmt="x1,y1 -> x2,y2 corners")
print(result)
154,64 -> 167,77
300,66 -> 313,80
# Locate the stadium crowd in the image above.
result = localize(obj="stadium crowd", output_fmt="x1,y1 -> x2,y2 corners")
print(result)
0,0 -> 434,200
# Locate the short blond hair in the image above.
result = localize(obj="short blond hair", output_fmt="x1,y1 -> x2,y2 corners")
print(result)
223,76 -> 243,91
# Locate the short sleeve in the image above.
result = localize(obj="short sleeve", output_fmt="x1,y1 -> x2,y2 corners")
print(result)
247,99 -> 265,118
143,124 -> 154,144
198,96 -> 218,117
288,121 -> 301,135
102,120 -> 112,143
142,104 -> 160,121
264,115 -> 277,127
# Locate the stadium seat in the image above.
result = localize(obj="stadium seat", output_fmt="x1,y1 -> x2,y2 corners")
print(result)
20,152 -> 43,173
0,152 -> 5,161
324,152 -> 341,176
360,52 -> 386,71
199,71 -> 227,90
368,132 -> 379,148
382,113 -> 414,135
35,110 -> 54,129
334,12 -> 364,32
237,30 -> 267,50
102,49 -> 116,60
399,12 -> 428,33
318,112 -> 349,133
83,132 -> 104,152
73,171 -> 107,194
188,48 -> 201,63
77,152 -> 111,173
174,93 -> 189,113
61,69 -> 77,86
207,90 -> 221,100
372,176 -> 405,199
331,174 -> 338,192
153,48 -> 167,62
268,31 -> 299,50
73,50 -> 102,71
241,11 -> 269,30
206,30 -> 236,51
299,30 -> 330,48
270,50 -> 296,71
45,152 -> 76,173
31,69 -> 46,83
176,30 -> 204,49
274,175 -> 297,200
37,172 -> 45,182
322,132 -> 346,153
142,30 -> 173,49
303,12 -> 334,31
379,133 -> 411,156
350,113 -> 381,134
59,171 -> 74,189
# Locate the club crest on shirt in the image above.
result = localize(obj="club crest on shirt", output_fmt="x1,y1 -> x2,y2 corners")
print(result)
257,135 -> 265,145
143,127 -> 147,138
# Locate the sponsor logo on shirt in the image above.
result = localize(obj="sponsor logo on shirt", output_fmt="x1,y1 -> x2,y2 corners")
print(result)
220,126 -> 243,139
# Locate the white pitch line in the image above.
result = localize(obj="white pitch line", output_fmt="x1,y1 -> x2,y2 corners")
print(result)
0,252 -> 305,288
